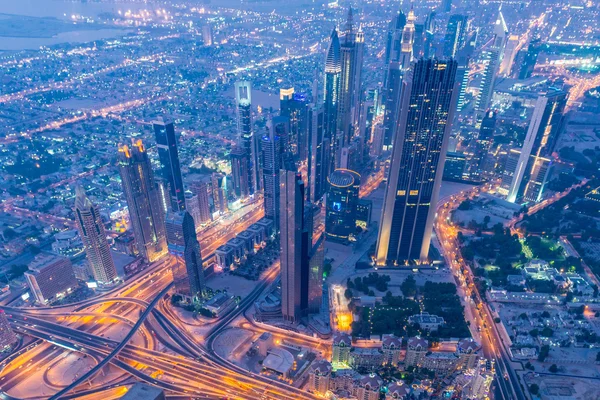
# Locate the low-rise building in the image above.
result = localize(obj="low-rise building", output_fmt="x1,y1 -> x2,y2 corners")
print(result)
332,332 -> 352,365
308,359 -> 332,395
25,253 -> 78,304
421,351 -> 459,375
349,347 -> 383,371
215,244 -> 235,270
353,374 -> 382,400
457,338 -> 481,370
381,334 -> 402,366
203,293 -> 236,317
121,383 -> 165,400
404,336 -> 428,368
385,381 -> 411,400
262,348 -> 295,378
408,312 -> 445,331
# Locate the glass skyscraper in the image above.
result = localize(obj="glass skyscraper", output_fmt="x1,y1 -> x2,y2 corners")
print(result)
153,118 -> 186,212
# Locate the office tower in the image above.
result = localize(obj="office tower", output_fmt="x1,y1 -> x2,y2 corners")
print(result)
325,169 -> 360,242
262,122 -> 281,231
153,118 -> 186,212
166,211 -> 204,299
307,104 -> 327,203
336,8 -> 364,163
280,169 -> 305,322
307,231 -> 325,314
385,7 -> 406,65
399,8 -> 416,70
235,81 -> 259,194
202,24 -> 212,46
479,110 -> 497,142
272,115 -> 291,157
476,10 -> 507,114
0,310 -> 17,350
211,173 -> 228,214
505,90 -> 567,203
500,149 -> 522,196
382,62 -> 403,150
500,34 -> 520,77
376,59 -> 458,266
185,192 -> 203,231
413,23 -> 425,59
443,152 -> 467,181
280,87 -> 308,160
230,145 -> 250,198
74,186 -> 117,285
454,49 -> 470,112
25,253 -> 78,304
190,179 -> 212,225
118,140 -> 167,263
443,15 -> 468,58
518,39 -> 540,80
324,29 -> 341,174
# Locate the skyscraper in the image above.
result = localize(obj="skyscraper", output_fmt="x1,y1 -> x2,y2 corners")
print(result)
230,145 -> 250,198
166,211 -> 204,299
326,169 -> 360,243
443,15 -> 469,58
499,34 -> 520,77
518,39 -> 541,80
262,122 -> 281,231
384,7 -> 407,67
153,118 -> 186,212
191,179 -> 212,225
504,90 -> 567,203
235,81 -> 259,194
382,62 -> 403,150
336,8 -> 364,165
202,24 -> 213,46
376,59 -> 458,265
323,29 -> 341,174
118,140 -> 167,263
280,87 -> 307,160
399,7 -> 416,70
307,103 -> 327,203
211,173 -> 228,214
74,186 -> 117,285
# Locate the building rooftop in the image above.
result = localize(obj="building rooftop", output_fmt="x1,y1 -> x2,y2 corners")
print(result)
263,348 -> 294,375
121,383 -> 164,400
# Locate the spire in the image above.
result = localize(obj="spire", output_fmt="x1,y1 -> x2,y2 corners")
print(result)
344,7 -> 354,33
75,186 -> 92,210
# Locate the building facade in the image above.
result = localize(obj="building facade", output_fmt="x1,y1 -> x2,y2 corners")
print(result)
153,118 -> 186,212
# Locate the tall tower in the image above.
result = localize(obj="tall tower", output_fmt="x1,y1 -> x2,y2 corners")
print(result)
153,118 -> 186,212
280,87 -> 308,160
230,145 -> 250,198
336,8 -> 364,164
235,81 -> 259,194
326,169 -> 360,243
399,7 -> 416,70
191,179 -> 212,225
505,90 -> 567,203
280,168 -> 305,322
443,15 -> 469,58
74,186 -> 117,284
382,62 -> 403,150
384,7 -> 407,67
118,140 -> 167,263
262,121 -> 281,231
476,9 -> 507,115
307,103 -> 327,203
324,29 -> 341,175
376,59 -> 458,266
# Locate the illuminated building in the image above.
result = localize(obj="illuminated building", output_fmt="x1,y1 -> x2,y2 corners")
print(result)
476,9 -> 507,115
280,87 -> 307,159
202,24 -> 212,46
354,375 -> 382,400
376,59 -> 458,265
307,103 -> 328,202
230,145 -> 250,198
308,360 -> 332,395
118,140 -> 167,263
443,14 -> 469,58
211,173 -> 228,214
382,62 -> 403,150
404,336 -> 429,367
500,34 -> 520,77
325,169 -> 360,242
381,334 -> 402,366
74,186 -> 117,285
504,90 -> 567,203
399,7 -> 416,70
384,7 -> 406,68
262,122 -> 281,231
518,39 -> 540,80
190,179 -> 212,225
386,381 -> 411,400
153,118 -> 186,212
121,383 -> 165,400
235,81 -> 259,194
443,151 -> 467,181
25,253 -> 78,305
331,332 -> 352,365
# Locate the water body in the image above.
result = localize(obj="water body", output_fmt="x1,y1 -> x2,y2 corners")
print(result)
0,29 -> 131,51
0,0 -> 151,19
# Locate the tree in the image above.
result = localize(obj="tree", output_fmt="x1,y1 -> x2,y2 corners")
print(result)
538,344 -> 550,361
344,288 -> 353,300
596,351 -> 600,362
549,364 -> 558,373
529,384 -> 540,395
401,275 -> 417,298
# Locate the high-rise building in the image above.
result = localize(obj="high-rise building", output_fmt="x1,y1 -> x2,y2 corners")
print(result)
25,253 -> 78,304
504,90 -> 567,203
74,186 -> 117,285
190,179 -> 212,225
324,29 -> 341,175
0,310 -> 17,350
441,0 -> 452,12
202,24 -> 213,46
399,7 -> 416,70
475,10 -> 507,115
262,122 -> 281,231
230,145 -> 250,198
272,115 -> 291,157
235,81 -> 259,194
500,34 -> 520,77
518,39 -> 541,80
166,211 -> 205,299
376,59 -> 458,265
382,62 -> 403,150
325,169 -> 360,243
384,7 -> 406,84
280,87 -> 308,160
336,8 -> 364,165
307,104 -> 328,203
153,118 -> 186,212
118,140 -> 167,263
479,110 -> 497,142
211,173 -> 228,214
454,49 -> 470,112
280,169 -> 305,322
443,15 -> 469,58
